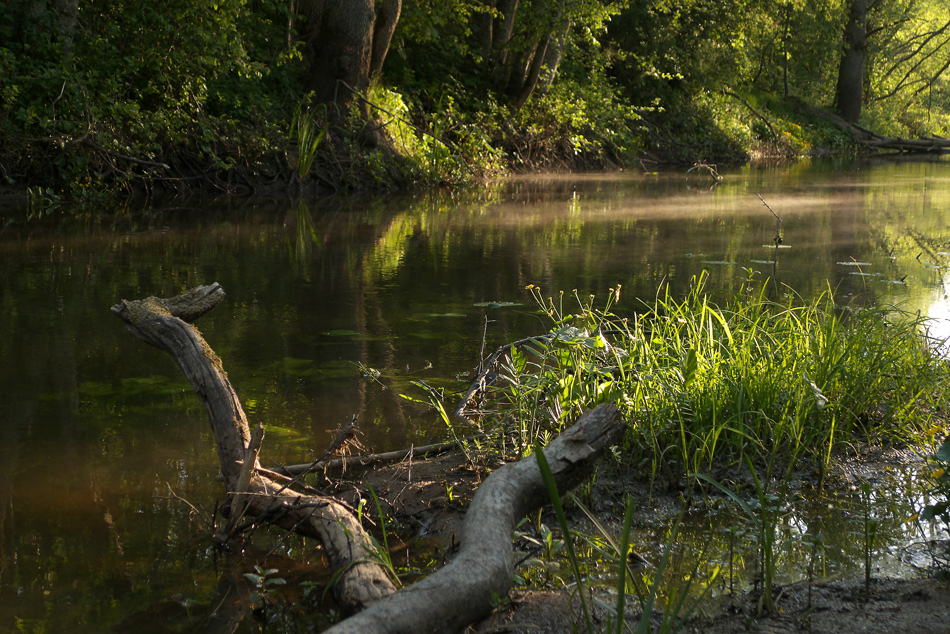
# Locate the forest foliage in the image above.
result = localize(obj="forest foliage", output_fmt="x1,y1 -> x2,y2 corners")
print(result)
2,0 -> 950,198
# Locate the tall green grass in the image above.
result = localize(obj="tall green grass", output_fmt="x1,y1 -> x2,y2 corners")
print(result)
494,274 -> 948,483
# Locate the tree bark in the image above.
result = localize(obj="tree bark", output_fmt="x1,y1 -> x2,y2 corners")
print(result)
510,36 -> 551,112
836,0 -> 868,123
370,0 -> 402,82
325,403 -> 626,634
297,0 -> 377,105
489,0 -> 521,84
110,284 -> 397,614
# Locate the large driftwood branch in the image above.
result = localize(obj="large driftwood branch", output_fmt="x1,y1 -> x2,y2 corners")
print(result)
326,403 -> 626,634
111,283 -> 397,613
112,284 -> 628,630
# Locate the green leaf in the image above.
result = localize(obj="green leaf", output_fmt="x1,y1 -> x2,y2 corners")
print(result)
682,348 -> 698,387
934,439 -> 950,463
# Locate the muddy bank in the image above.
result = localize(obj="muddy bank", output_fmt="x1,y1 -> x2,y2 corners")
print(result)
324,443 -> 949,634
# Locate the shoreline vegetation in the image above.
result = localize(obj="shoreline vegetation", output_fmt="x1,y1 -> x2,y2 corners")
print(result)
4,1 -> 950,211
104,276 -> 950,632
388,276 -> 950,631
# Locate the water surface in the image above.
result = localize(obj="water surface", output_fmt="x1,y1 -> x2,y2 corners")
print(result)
3,157 -> 950,630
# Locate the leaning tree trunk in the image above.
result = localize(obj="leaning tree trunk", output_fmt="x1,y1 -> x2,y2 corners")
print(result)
836,0 -> 868,123
110,284 -> 397,613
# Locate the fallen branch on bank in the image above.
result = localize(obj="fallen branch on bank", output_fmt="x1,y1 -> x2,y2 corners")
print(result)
324,403 -> 625,634
275,435 -> 483,476
795,98 -> 950,153
111,283 -> 627,632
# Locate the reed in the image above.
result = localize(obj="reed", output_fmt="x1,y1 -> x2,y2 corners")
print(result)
494,274 -> 948,484
290,103 -> 326,181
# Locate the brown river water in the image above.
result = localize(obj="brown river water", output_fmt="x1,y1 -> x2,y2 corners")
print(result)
3,156 -> 950,631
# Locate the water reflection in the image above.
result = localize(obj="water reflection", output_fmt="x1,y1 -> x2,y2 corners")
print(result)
2,157 -> 950,630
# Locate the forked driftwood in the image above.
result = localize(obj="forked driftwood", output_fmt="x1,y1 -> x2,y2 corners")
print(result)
111,283 -> 396,613
112,284 -> 627,632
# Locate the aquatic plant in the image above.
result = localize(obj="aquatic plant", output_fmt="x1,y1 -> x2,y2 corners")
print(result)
290,103 -> 326,182
918,437 -> 950,564
492,274 -> 948,485
536,441 -> 715,633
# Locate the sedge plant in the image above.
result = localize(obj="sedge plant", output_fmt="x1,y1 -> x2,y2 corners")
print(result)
490,275 -> 948,490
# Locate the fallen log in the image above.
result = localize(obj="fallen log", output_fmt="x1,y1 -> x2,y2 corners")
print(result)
794,98 -> 950,153
111,283 -> 397,613
324,402 -> 626,634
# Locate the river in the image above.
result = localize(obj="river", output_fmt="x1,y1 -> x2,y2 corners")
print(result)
2,156 -> 950,631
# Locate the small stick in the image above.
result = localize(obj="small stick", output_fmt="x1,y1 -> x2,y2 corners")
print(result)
225,423 -> 264,536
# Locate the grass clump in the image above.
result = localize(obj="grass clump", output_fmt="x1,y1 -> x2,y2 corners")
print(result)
492,273 -> 948,485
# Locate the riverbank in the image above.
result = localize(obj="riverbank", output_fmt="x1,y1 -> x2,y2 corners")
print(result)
334,439 -> 949,634
0,84 -> 859,214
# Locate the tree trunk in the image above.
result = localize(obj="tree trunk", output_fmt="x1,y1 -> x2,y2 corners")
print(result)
537,20 -> 571,93
510,36 -> 552,113
297,0 -> 377,105
370,0 -> 402,81
479,0 -> 498,60
489,0 -> 521,85
836,0 -> 868,123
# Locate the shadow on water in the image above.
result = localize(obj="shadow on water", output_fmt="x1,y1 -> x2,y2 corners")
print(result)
3,157 -> 950,630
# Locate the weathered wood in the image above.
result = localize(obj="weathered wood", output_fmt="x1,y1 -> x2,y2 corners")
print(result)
325,403 -> 626,634
113,285 -> 629,628
111,284 -> 397,613
225,423 -> 264,536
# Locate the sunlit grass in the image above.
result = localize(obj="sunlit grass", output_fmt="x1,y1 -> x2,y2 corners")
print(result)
489,273 -> 949,483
